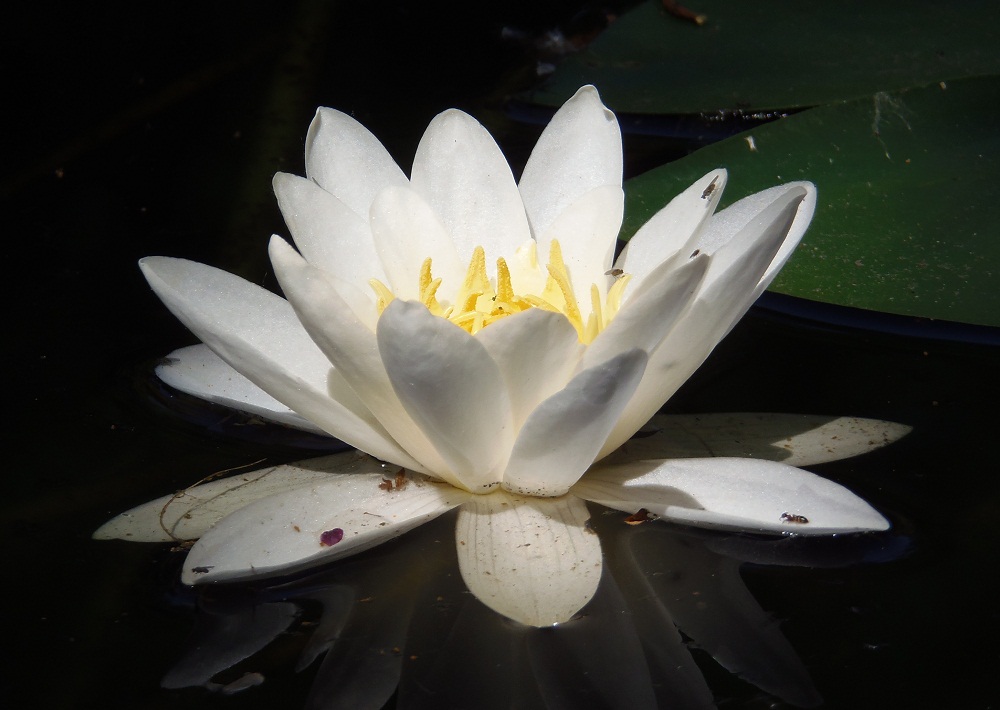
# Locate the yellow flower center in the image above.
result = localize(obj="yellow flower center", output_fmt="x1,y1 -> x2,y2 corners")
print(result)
370,239 -> 631,344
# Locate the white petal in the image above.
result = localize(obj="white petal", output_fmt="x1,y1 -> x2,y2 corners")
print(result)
269,238 -> 449,476
580,252 -> 709,372
698,182 -> 816,299
519,86 -> 622,239
369,185 -> 465,302
576,457 -> 890,535
503,349 -> 647,497
616,169 -> 727,296
455,491 -> 602,626
410,109 -> 531,265
139,257 -> 416,468
304,107 -> 408,217
474,308 -> 584,430
181,471 -> 470,584
606,413 -> 912,467
93,451 -> 384,542
273,173 -> 387,311
535,184 -> 623,313
377,300 -> 514,491
599,187 -> 811,456
156,343 -> 325,434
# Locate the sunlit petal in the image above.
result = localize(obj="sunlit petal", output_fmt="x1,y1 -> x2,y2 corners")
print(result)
616,169 -> 727,296
181,472 -> 470,584
273,172 -> 387,312
155,344 -> 324,434
378,300 -> 514,491
304,107 -> 408,217
474,308 -> 584,430
139,257 -> 413,467
411,109 -> 531,265
534,183 -> 623,312
369,185 -> 464,301
577,457 -> 890,534
456,492 -> 602,627
503,349 -> 647,497
269,237 -> 449,476
519,85 -> 622,239
93,451 -> 385,542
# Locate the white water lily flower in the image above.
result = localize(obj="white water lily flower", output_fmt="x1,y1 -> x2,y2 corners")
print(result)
102,86 -> 890,626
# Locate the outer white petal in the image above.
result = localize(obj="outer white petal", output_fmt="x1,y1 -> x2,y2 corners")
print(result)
377,300 -> 514,492
410,109 -> 531,266
616,169 -> 727,296
304,107 -> 408,218
698,182 -> 817,300
139,257 -> 416,468
93,452 -> 386,542
575,457 -> 890,535
534,184 -> 623,313
269,238 -> 449,476
369,185 -> 465,302
519,85 -> 623,239
605,413 -> 913,468
181,472 -> 471,584
600,186 -> 811,456
273,172 -> 387,315
156,343 -> 325,434
580,252 -> 709,372
502,349 -> 647,497
455,491 -> 602,627
474,308 -> 584,430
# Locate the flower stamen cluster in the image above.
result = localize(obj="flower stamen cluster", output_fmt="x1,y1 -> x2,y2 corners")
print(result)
370,238 -> 632,343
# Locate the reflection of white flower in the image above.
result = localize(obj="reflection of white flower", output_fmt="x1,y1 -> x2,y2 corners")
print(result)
99,86 -> 890,626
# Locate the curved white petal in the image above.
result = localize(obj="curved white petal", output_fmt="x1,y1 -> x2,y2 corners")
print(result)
575,457 -> 890,535
156,344 -> 325,434
304,107 -> 408,217
503,349 -> 647,497
599,186 -> 812,456
181,471 -> 471,584
535,184 -> 623,313
139,257 -> 415,468
519,86 -> 623,239
93,452 -> 387,542
273,172 -> 386,312
474,308 -> 584,430
580,252 -> 709,372
455,491 -> 602,627
606,413 -> 913,468
410,109 -> 531,265
269,238 -> 449,476
698,182 -> 816,299
369,185 -> 465,302
377,300 -> 514,492
616,169 -> 727,296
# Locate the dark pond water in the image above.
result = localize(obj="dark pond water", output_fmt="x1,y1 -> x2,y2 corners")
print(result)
6,2 -> 997,708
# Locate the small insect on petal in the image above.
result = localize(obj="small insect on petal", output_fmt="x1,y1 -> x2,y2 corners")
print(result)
624,508 -> 657,525
700,176 -> 719,199
320,528 -> 345,546
780,512 -> 809,524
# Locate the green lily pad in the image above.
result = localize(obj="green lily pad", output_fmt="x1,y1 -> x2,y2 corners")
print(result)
621,75 -> 1000,329
524,0 -> 1000,114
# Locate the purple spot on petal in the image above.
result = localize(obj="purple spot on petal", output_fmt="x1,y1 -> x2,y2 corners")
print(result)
319,528 -> 344,546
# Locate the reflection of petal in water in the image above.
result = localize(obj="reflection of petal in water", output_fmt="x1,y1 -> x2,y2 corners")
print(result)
161,594 -> 299,690
157,509 -> 896,708
625,525 -> 822,708
527,573 -> 658,709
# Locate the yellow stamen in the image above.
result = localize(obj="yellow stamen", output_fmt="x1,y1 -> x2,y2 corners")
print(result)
369,239 -> 630,343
